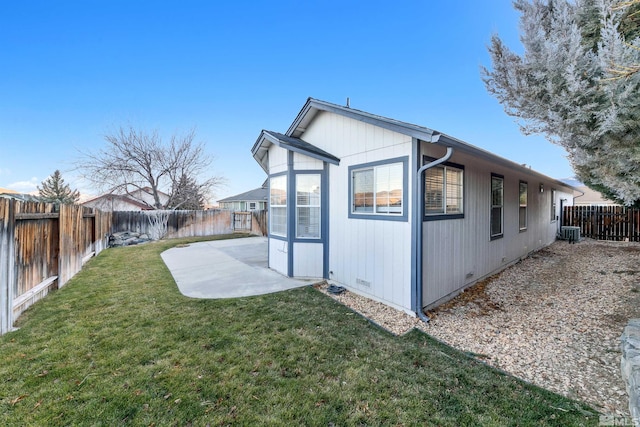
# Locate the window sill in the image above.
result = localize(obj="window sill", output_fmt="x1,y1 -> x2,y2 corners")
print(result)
348,212 -> 407,222
424,213 -> 464,221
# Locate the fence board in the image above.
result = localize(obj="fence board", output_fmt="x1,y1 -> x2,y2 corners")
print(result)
1,200 -> 113,335
563,206 -> 640,241
2,205 -> 263,335
0,198 -> 16,334
252,210 -> 268,236
14,201 -> 59,297
111,210 -> 239,239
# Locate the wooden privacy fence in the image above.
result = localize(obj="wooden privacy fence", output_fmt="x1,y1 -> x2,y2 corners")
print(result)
1,205 -> 267,335
0,199 -> 112,335
111,209 -> 268,239
563,205 -> 640,242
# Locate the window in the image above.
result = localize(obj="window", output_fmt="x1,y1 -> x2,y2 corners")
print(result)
491,174 -> 504,239
550,189 -> 557,222
249,202 -> 256,210
296,174 -> 321,239
350,159 -> 405,218
424,159 -> 464,219
519,181 -> 528,231
270,175 -> 287,237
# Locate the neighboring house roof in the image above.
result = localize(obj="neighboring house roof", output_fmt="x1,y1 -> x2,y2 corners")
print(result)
218,187 -> 268,204
130,187 -> 170,198
83,187 -> 171,209
574,185 -> 619,205
252,97 -> 574,191
82,193 -> 154,210
0,188 -> 39,201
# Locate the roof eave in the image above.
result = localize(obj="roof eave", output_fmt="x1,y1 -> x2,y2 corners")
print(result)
433,134 -> 575,191
266,131 -> 339,165
251,131 -> 271,173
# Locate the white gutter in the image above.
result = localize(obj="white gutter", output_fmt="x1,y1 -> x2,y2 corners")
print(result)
414,144 -> 454,323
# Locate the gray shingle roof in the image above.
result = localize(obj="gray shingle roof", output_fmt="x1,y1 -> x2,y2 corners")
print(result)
263,131 -> 340,164
218,187 -> 268,203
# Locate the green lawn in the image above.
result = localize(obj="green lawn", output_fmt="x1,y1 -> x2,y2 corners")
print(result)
0,235 -> 597,426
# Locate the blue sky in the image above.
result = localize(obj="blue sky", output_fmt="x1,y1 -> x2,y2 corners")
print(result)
0,1 -> 574,202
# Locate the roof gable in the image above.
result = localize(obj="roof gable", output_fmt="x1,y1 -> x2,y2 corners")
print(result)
287,98 -> 441,142
252,130 -> 340,173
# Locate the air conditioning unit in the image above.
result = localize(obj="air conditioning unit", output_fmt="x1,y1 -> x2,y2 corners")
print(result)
561,226 -> 581,242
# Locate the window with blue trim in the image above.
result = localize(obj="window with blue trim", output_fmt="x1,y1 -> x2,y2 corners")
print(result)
491,174 -> 504,240
270,175 -> 287,237
296,174 -> 321,238
424,157 -> 464,219
351,161 -> 403,216
519,181 -> 528,231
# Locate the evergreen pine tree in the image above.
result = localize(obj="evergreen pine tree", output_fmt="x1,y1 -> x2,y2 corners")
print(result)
38,170 -> 80,204
482,0 -> 640,206
168,174 -> 205,210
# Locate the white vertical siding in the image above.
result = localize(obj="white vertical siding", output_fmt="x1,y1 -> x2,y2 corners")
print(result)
293,153 -> 323,170
303,111 -> 414,312
293,242 -> 323,277
269,145 -> 289,174
421,145 -> 574,308
268,238 -> 288,276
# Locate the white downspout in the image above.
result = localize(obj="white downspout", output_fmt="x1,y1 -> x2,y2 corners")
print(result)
415,144 -> 454,323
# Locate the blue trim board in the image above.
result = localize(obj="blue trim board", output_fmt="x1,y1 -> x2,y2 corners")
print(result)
322,162 -> 330,279
267,175 -> 270,269
287,151 -> 295,277
410,138 -> 419,313
347,156 -> 409,222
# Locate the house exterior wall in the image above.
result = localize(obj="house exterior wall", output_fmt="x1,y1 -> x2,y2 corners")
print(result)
269,145 -> 289,175
293,242 -> 323,277
268,238 -> 288,276
258,103 -> 576,315
130,189 -> 169,208
302,111 -> 414,312
420,143 -> 574,308
219,200 -> 266,211
293,152 -> 324,170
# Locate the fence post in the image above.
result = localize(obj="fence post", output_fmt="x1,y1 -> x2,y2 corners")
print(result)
0,199 -> 16,334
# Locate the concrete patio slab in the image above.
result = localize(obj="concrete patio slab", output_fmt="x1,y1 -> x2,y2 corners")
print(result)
160,236 -> 310,298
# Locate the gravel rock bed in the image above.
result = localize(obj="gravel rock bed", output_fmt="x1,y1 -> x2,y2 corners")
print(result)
316,239 -> 640,416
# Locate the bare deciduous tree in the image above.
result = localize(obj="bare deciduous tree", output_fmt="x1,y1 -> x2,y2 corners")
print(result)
146,210 -> 170,240
79,126 -> 223,209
